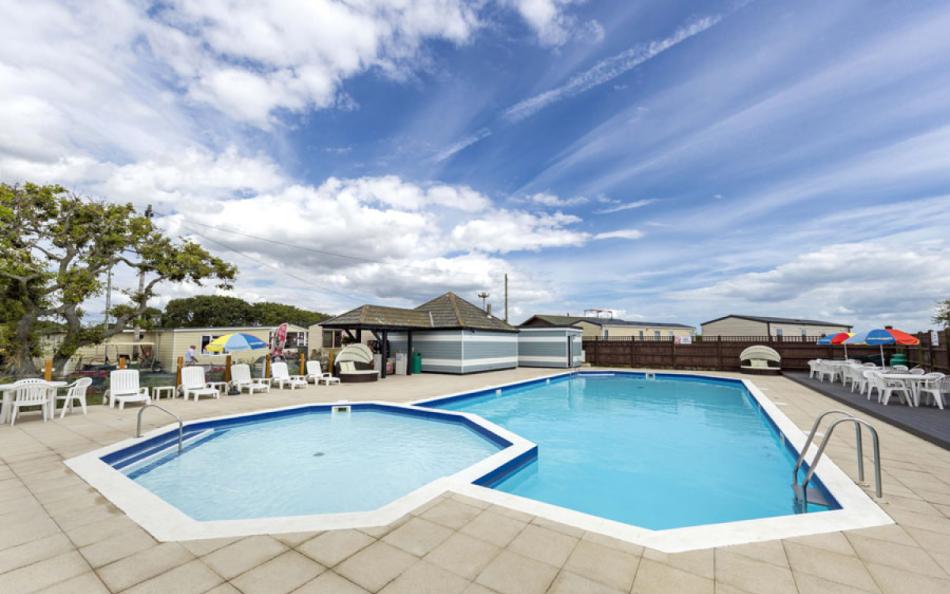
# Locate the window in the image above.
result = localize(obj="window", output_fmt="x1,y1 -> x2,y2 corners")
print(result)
323,330 -> 341,348
639,330 -> 644,340
776,328 -> 783,337
285,331 -> 307,348
200,335 -> 221,353
604,329 -> 609,338
801,328 -> 808,337
654,330 -> 660,339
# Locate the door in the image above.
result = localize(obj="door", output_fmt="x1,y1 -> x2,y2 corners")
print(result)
566,335 -> 573,368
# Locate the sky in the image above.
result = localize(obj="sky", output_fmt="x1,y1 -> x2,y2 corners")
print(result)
2,0 -> 950,331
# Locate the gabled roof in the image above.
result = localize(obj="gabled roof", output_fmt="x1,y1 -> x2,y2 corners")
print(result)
701,314 -> 852,328
321,304 -> 433,330
415,292 -> 518,332
520,314 -> 693,329
320,293 -> 518,332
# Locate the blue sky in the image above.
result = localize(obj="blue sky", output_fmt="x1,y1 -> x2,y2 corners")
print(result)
2,0 -> 950,330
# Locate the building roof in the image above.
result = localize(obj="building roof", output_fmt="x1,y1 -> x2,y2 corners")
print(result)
700,314 -> 852,328
415,292 -> 518,332
520,314 -> 694,329
321,304 -> 434,330
321,292 -> 519,333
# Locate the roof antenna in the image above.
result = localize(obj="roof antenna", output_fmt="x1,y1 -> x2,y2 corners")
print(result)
477,291 -> 490,311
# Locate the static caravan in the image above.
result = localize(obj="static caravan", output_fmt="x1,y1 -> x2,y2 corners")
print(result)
517,327 -> 583,368
389,329 -> 518,374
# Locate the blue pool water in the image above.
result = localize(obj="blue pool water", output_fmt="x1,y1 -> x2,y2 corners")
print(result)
435,373 -> 836,529
123,410 -> 502,520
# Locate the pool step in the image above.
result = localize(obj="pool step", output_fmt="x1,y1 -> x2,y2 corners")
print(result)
112,429 -> 216,473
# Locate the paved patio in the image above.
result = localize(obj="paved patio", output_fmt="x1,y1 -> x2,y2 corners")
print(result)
2,368 -> 950,593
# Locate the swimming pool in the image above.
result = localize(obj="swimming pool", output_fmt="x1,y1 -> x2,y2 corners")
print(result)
66,370 -> 891,550
430,373 -> 833,529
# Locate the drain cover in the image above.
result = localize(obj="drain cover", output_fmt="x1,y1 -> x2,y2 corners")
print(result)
313,452 -> 325,457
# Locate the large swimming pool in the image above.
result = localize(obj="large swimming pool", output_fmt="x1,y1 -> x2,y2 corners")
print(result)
431,373 -> 836,529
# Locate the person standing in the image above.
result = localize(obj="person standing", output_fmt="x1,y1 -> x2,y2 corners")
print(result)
184,344 -> 198,366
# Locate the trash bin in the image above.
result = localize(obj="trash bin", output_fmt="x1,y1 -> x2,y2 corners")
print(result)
889,353 -> 907,367
411,352 -> 423,374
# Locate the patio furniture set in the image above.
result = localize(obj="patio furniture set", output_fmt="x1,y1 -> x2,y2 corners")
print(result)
808,359 -> 949,409
0,360 -> 341,426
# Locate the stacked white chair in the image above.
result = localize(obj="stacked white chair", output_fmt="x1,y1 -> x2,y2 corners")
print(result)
918,373 -> 947,409
270,362 -> 307,390
306,361 -> 340,386
181,366 -> 220,402
230,364 -> 270,394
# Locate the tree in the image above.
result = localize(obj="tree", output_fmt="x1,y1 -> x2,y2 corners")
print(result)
251,302 -> 329,327
161,295 -> 256,328
935,299 -> 950,328
0,183 -> 236,376
160,295 -> 329,328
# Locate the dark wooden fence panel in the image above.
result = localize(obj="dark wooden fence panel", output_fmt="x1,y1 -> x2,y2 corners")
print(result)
582,330 -> 950,373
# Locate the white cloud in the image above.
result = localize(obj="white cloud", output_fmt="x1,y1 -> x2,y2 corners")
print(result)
594,198 -> 658,214
505,0 -> 579,46
671,241 -> 950,329
504,15 -> 722,121
594,229 -> 644,240
433,128 -> 492,162
524,192 -> 588,207
450,210 -> 589,253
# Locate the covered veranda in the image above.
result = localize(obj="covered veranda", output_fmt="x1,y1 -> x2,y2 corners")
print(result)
320,304 -> 435,378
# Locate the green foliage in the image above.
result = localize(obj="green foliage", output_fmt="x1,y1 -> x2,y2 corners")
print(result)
251,301 -> 329,327
0,182 -> 237,375
161,295 -> 328,328
935,299 -> 950,328
162,295 -> 256,327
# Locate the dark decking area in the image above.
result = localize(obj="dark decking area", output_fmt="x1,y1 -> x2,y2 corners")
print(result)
785,372 -> 950,450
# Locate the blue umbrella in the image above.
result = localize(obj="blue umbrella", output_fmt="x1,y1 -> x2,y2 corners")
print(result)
845,328 -> 920,365
204,333 -> 268,353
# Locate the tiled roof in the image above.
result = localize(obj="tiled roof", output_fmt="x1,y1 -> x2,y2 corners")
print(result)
321,304 -> 433,329
415,292 -> 518,332
521,314 -> 694,329
321,293 -> 518,332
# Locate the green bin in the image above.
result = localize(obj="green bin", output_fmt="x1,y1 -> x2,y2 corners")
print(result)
411,352 -> 423,374
889,353 -> 907,367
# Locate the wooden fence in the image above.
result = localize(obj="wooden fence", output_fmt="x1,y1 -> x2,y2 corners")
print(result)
582,330 -> 950,373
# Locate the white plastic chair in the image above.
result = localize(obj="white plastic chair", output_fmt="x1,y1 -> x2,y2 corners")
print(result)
816,362 -> 836,383
271,362 -> 307,389
880,376 -> 912,406
918,373 -> 947,409
10,379 -> 52,425
891,365 -> 909,372
181,367 -> 220,402
807,359 -> 820,379
306,361 -> 340,385
108,370 -> 150,409
908,367 -> 926,375
57,377 -> 92,418
230,364 -> 270,394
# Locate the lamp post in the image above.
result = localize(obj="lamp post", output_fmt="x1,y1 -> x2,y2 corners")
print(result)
477,291 -> 490,311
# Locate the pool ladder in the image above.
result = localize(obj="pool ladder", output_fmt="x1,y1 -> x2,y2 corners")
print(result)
792,410 -> 882,507
136,404 -> 184,453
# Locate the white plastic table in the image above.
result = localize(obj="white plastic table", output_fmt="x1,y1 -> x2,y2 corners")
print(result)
0,381 -> 68,423
151,386 -> 177,400
879,373 -> 930,406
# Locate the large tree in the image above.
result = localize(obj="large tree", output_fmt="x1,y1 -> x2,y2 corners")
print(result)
160,295 -> 329,328
161,295 -> 256,328
936,299 -> 950,328
0,183 -> 236,376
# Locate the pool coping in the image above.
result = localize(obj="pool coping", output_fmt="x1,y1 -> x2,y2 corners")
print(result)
64,369 -> 893,551
412,369 -> 894,552
64,401 -> 537,542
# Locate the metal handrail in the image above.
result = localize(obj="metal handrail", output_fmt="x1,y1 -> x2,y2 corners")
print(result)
136,404 -> 184,453
793,410 -> 882,501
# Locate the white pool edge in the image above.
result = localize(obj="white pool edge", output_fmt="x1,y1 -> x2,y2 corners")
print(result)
65,370 -> 893,550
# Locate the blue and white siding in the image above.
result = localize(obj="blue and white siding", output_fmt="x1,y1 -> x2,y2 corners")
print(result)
518,327 -> 583,368
389,330 -> 519,374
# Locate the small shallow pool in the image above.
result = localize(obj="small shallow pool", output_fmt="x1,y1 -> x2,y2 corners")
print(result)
107,407 -> 506,521
431,373 -> 836,529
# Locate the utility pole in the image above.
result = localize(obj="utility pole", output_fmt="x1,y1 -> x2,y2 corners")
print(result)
477,291 -> 490,311
504,273 -> 508,322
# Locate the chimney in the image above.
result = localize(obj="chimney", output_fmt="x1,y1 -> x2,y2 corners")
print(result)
487,304 -> 493,316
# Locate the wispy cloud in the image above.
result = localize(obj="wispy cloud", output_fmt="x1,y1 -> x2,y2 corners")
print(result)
503,15 -> 722,122
594,229 -> 644,240
433,128 -> 492,162
594,198 -> 658,214
524,192 -> 588,207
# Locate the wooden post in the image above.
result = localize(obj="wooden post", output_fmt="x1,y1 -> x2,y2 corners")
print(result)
328,351 -> 335,376
265,353 -> 271,378
44,358 -> 53,381
407,331 -> 413,375
299,352 -> 306,376
380,330 -> 388,379
224,355 -> 232,382
717,336 -> 723,370
671,338 -> 676,370
629,339 -> 635,369
176,356 -> 183,387
118,356 -> 127,369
